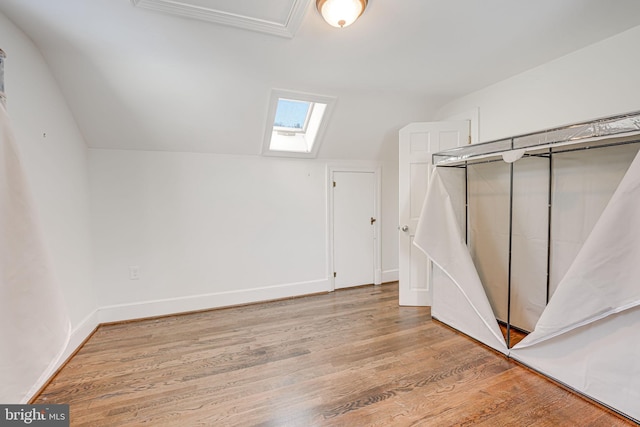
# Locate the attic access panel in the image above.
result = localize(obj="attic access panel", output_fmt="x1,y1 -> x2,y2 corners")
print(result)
185,0 -> 296,23
131,0 -> 310,38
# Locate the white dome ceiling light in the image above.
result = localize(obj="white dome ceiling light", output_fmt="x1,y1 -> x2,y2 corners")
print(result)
316,0 -> 368,28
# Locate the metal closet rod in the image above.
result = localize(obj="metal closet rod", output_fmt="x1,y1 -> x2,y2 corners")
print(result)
437,137 -> 640,168
433,110 -> 640,166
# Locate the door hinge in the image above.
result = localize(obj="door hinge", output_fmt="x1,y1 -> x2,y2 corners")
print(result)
333,272 -> 337,278
333,181 -> 336,188
468,135 -> 472,145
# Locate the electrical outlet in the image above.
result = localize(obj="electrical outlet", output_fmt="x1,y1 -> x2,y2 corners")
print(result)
129,265 -> 140,280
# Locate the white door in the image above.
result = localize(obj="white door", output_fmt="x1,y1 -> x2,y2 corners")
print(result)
398,121 -> 469,306
333,171 -> 376,289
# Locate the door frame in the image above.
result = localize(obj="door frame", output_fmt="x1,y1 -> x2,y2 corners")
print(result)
440,107 -> 479,145
327,164 -> 382,291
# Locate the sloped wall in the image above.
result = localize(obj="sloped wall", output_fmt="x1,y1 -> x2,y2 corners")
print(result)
0,11 -> 95,401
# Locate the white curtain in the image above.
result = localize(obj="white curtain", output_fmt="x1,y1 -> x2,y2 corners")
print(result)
415,146 -> 640,421
0,103 -> 70,403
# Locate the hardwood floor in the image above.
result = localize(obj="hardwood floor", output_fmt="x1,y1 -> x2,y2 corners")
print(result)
34,283 -> 634,426
499,323 -> 528,348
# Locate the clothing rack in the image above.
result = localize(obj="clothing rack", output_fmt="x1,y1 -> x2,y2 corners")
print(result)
431,111 -> 640,347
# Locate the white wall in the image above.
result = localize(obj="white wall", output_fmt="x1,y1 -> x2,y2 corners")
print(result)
90,150 -> 399,321
436,25 -> 640,142
0,10 -> 96,393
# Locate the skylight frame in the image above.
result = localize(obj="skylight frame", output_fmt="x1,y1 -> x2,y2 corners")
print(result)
262,89 -> 336,159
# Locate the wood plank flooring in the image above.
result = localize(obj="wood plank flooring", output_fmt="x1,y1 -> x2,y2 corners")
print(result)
499,324 -> 528,348
34,283 -> 634,426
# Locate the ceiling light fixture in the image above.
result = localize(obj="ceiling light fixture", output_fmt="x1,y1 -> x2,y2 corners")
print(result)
316,0 -> 368,28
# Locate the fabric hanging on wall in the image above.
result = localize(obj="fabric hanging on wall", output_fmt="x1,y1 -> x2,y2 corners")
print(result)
0,103 -> 70,403
414,167 -> 507,354
514,148 -> 640,348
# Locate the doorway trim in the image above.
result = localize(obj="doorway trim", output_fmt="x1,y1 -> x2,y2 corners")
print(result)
327,164 -> 382,291
439,107 -> 479,145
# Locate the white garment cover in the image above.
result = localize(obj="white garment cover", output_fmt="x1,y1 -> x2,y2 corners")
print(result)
510,148 -> 640,420
0,104 -> 70,402
414,167 -> 507,354
414,148 -> 640,421
515,148 -> 640,347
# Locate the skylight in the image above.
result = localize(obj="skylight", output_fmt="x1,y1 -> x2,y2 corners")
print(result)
274,99 -> 312,132
263,89 -> 336,158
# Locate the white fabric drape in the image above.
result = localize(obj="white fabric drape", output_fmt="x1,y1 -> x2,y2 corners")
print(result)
0,103 -> 70,403
414,167 -> 507,354
414,147 -> 640,421
515,148 -> 640,347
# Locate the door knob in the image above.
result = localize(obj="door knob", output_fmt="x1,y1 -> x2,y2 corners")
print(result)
400,225 -> 409,232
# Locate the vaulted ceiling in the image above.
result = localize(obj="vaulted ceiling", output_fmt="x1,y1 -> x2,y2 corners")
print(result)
2,0 -> 640,160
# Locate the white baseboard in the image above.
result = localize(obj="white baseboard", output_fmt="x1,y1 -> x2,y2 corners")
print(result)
98,278 -> 331,324
23,309 -> 100,403
382,269 -> 399,283
65,310 -> 100,357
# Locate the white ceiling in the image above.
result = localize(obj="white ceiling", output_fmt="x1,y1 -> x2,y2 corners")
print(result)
1,0 -> 640,160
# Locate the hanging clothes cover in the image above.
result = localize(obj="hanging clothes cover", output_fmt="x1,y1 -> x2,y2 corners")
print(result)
515,148 -> 640,348
417,134 -> 640,421
414,167 -> 507,354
